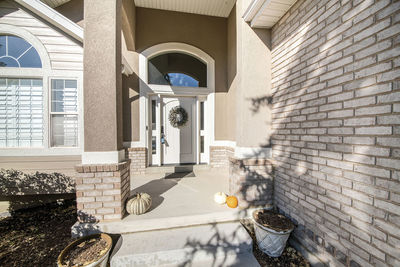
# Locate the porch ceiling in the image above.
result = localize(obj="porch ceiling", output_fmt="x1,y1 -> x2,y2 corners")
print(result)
134,0 -> 236,18
41,0 -> 237,18
243,0 -> 298,28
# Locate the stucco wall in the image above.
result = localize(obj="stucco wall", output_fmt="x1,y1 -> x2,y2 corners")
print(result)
121,0 -> 139,143
271,0 -> 400,266
234,0 -> 272,148
83,0 -> 123,151
123,7 -> 229,141
225,6 -> 237,142
135,7 -> 227,92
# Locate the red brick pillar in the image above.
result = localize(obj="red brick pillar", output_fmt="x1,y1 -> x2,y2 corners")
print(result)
75,160 -> 130,222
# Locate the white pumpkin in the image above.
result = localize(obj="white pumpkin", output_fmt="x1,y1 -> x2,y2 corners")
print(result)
126,193 -> 152,215
214,192 -> 227,205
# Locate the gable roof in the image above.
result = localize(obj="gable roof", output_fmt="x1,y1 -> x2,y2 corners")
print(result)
14,0 -> 83,41
14,0 -> 134,75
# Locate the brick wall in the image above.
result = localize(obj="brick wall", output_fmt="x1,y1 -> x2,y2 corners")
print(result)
271,0 -> 400,266
75,161 -> 130,222
229,158 -> 274,208
210,146 -> 234,168
126,147 -> 147,175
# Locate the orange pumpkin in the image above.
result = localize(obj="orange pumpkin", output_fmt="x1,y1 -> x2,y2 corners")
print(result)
226,196 -> 238,208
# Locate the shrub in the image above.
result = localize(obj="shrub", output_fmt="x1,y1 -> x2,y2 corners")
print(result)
0,169 -> 75,196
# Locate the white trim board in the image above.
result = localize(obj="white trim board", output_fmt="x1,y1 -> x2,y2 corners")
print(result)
234,146 -> 272,159
242,0 -> 298,28
14,0 -> 83,41
243,0 -> 266,22
82,150 -> 126,165
139,42 -> 216,165
0,24 -> 51,70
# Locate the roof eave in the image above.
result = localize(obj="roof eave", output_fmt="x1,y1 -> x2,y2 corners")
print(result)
242,0 -> 266,23
14,0 -> 83,42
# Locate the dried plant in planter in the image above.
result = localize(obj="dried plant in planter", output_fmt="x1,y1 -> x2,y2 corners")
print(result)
58,233 -> 112,267
253,209 -> 294,232
252,209 -> 294,257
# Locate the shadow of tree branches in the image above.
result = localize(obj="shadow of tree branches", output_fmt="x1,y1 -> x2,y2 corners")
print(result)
0,169 -> 75,213
179,222 -> 256,267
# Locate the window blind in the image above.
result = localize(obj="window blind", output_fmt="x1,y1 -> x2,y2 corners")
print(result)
0,78 -> 44,147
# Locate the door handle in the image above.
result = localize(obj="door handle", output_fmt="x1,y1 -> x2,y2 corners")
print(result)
161,133 -> 165,144
161,126 -> 165,144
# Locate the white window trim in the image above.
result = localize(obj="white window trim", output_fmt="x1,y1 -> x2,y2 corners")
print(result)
0,25 -> 51,70
48,77 -> 80,148
137,42 -> 215,165
0,25 -> 83,156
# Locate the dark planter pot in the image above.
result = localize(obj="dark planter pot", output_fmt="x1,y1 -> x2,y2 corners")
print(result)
57,233 -> 112,267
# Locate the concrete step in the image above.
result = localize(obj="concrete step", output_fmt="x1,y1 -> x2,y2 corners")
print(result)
110,222 -> 260,267
98,208 -> 257,234
144,164 -> 211,175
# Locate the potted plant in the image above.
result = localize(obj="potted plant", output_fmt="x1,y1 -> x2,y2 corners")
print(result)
57,233 -> 112,267
252,208 -> 294,257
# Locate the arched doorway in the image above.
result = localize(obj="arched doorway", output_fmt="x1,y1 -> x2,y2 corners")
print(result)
139,43 -> 215,166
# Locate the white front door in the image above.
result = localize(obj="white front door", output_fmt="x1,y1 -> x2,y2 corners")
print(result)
162,96 -> 196,164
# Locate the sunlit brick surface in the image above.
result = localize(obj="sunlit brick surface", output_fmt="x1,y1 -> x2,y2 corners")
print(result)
271,0 -> 400,266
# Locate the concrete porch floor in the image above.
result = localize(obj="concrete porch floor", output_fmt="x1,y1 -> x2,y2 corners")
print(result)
98,168 -> 256,234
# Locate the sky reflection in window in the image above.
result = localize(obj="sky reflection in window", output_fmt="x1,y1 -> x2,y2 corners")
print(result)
0,35 -> 42,68
165,73 -> 199,87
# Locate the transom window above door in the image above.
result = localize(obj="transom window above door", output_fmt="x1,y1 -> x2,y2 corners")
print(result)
148,53 -> 207,87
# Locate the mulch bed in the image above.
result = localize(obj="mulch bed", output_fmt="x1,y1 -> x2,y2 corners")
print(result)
0,200 -> 76,267
242,219 -> 310,267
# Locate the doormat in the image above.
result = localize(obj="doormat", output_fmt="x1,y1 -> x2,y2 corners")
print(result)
164,172 -> 196,179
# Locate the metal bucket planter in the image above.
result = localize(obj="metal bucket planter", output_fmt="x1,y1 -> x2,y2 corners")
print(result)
252,209 -> 294,257
57,233 -> 112,267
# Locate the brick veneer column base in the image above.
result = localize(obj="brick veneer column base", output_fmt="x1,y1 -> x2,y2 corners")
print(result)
229,158 -> 274,208
126,147 -> 147,175
210,146 -> 234,169
75,160 -> 130,222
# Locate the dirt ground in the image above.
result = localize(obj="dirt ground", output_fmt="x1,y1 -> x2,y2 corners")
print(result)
0,200 -> 76,267
0,201 -> 309,267
242,219 -> 310,267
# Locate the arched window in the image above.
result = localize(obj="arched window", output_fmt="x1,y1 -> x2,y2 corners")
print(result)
148,53 -> 207,87
0,35 -> 42,68
0,29 -> 79,151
